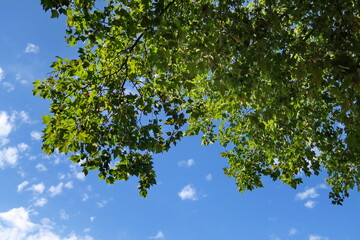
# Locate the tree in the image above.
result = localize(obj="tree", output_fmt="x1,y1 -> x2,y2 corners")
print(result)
35,0 -> 360,204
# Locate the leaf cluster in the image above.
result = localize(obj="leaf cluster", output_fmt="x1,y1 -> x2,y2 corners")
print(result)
36,0 -> 360,204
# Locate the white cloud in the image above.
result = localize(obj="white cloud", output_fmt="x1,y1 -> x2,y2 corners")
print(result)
26,230 -> 60,240
0,67 -> 5,81
25,43 -> 39,53
0,207 -> 36,232
82,193 -> 89,202
2,82 -> 15,92
318,183 -> 328,189
29,183 -> 45,194
90,217 -> 95,222
17,143 -> 29,152
60,210 -> 69,220
15,111 -> 30,123
76,172 -> 85,181
296,185 -> 329,209
18,169 -> 26,178
35,163 -> 47,172
0,146 -> 19,168
296,188 -> 319,200
304,200 -> 316,209
65,181 -> 74,189
17,181 -> 29,192
15,74 -> 27,85
0,143 -> 30,168
96,199 -> 109,208
0,69 -> 13,91
309,234 -> 329,240
53,156 -> 62,165
0,111 -> 31,145
178,159 -> 195,167
70,164 -> 86,181
289,227 -> 298,236
309,236 -> 321,240
149,231 -> 164,239
31,131 -> 42,141
34,198 -> 48,207
58,173 -> 67,180
205,173 -> 212,181
269,235 -> 281,240
49,182 -> 64,197
178,184 -> 198,200
7,110 -> 30,124
0,111 -> 13,146
0,207 -> 93,240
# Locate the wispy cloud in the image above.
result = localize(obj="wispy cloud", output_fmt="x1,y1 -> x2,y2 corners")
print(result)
205,173 -> 212,181
15,73 -> 27,84
317,183 -> 328,189
309,234 -> 330,240
2,81 -> 15,92
0,146 -> 19,168
16,111 -> 30,123
65,181 -> 74,189
82,193 -> 89,202
289,227 -> 298,236
76,172 -> 85,181
149,231 -> 164,239
97,199 -> 110,208
70,164 -> 86,181
17,181 -> 29,192
49,182 -> 64,197
36,163 -> 47,172
28,183 -> 45,194
25,43 -> 39,53
34,198 -> 48,207
17,143 -> 29,152
304,200 -> 316,209
31,131 -> 42,140
178,184 -> 198,200
0,67 -> 12,91
269,235 -> 281,240
0,143 -> 28,169
8,111 -> 30,125
60,209 -> 69,220
58,173 -> 67,180
0,111 -> 13,146
0,111 -> 31,147
53,155 -> 62,165
295,185 -> 326,208
178,159 -> 195,167
0,67 -> 4,81
296,188 -> 319,200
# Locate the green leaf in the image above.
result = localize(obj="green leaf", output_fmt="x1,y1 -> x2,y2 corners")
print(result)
33,80 -> 41,88
42,115 -> 51,124
51,9 -> 59,18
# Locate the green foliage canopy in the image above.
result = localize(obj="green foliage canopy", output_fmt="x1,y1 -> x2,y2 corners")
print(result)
35,0 -> 360,204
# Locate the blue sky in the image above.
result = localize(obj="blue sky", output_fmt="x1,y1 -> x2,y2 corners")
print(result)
1,1 -> 360,240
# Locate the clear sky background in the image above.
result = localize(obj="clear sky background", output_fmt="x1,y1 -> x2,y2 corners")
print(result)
0,1 -> 360,240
